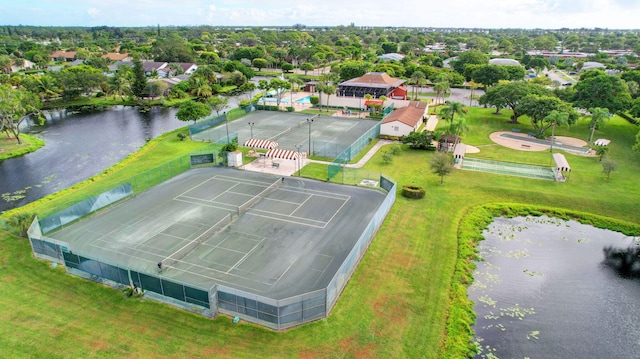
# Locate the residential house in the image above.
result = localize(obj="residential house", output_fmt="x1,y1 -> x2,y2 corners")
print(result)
50,50 -> 76,62
142,61 -> 168,76
102,53 -> 131,62
380,101 -> 428,137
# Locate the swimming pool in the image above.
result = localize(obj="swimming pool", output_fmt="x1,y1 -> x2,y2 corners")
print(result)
296,95 -> 312,103
260,97 -> 290,103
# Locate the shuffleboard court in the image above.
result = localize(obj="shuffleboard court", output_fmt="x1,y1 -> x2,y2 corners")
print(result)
462,157 -> 556,181
499,133 -> 590,154
48,167 -> 388,299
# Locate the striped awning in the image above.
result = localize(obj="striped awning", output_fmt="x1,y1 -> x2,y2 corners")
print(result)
266,148 -> 300,160
243,138 -> 278,149
553,153 -> 571,172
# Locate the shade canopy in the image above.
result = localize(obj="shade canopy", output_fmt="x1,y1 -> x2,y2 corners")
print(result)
266,148 -> 300,160
553,153 -> 571,172
243,138 -> 278,150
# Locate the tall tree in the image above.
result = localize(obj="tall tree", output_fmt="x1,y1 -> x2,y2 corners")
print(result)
0,85 -> 42,144
440,101 -> 467,125
131,57 -> 147,100
207,96 -> 229,116
470,65 -> 509,87
451,50 -> 489,75
410,70 -> 425,100
516,94 -> 578,136
429,151 -> 454,184
572,71 -> 631,113
175,101 -> 211,124
269,78 -> 291,106
587,107 -> 609,144
479,82 -> 551,123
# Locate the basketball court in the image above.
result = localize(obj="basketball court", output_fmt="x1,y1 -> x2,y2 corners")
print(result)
47,167 -> 387,299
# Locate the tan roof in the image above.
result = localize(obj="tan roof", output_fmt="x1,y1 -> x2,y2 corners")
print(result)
340,72 -> 406,88
51,50 -> 76,59
102,53 -> 129,61
382,101 -> 426,127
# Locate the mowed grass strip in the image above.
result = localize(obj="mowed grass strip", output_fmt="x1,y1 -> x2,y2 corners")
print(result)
1,108 -> 639,358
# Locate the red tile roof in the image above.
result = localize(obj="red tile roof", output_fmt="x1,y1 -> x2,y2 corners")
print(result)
341,72 -> 406,88
382,101 -> 427,127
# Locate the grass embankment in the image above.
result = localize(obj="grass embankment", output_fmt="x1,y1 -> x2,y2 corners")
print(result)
1,108 -> 639,358
0,134 -> 45,160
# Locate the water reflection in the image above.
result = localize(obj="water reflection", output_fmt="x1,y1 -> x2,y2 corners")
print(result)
603,245 -> 640,278
0,106 -> 184,212
470,216 -> 640,359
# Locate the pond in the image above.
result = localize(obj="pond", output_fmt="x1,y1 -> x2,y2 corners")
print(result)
0,106 -> 185,213
470,216 -> 640,359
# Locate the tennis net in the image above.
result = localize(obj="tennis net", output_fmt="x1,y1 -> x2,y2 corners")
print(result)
237,179 -> 281,216
161,213 -> 232,269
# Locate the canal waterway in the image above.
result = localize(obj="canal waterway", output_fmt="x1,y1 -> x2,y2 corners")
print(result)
0,106 -> 185,213
470,216 -> 640,359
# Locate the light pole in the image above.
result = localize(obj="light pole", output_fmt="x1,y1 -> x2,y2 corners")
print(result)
294,144 -> 302,177
248,122 -> 255,139
306,118 -> 314,156
550,121 -> 556,153
224,111 -> 229,144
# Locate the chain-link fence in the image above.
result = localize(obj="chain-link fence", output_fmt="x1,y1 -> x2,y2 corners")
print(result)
27,163 -> 396,330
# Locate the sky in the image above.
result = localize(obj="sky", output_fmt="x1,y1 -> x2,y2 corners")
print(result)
1,0 -> 639,29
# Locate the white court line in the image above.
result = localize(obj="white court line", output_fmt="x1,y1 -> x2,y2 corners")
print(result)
173,197 -> 238,211
290,194 -> 314,216
271,260 -> 297,288
246,211 -> 328,228
310,255 -> 335,288
323,197 -> 350,226
225,237 -> 265,274
175,175 -> 221,199
279,187 -> 350,201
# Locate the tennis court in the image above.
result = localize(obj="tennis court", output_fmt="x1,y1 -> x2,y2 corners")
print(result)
191,111 -> 379,158
47,167 -> 388,299
461,157 -> 556,181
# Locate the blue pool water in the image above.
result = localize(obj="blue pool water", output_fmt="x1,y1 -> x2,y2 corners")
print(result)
260,97 -> 290,103
296,95 -> 312,103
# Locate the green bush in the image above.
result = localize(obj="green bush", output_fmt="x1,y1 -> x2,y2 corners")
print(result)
177,132 -> 187,141
401,185 -> 426,199
286,106 -> 295,112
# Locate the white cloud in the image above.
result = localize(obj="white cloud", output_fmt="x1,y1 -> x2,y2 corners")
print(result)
86,7 -> 100,18
1,0 -> 640,28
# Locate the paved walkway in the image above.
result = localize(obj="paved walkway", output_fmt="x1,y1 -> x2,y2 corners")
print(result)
424,115 -> 439,131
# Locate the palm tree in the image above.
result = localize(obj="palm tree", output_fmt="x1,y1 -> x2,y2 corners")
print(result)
468,80 -> 479,106
324,84 -> 336,109
433,81 -> 450,108
587,107 -> 609,145
379,95 -> 388,111
438,102 -> 468,151
109,72 -> 131,101
544,110 -> 570,153
410,70 -> 426,100
35,75 -> 61,101
440,101 -> 468,125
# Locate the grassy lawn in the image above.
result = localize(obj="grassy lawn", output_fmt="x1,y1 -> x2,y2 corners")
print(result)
0,134 -> 45,160
1,108 -> 639,358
